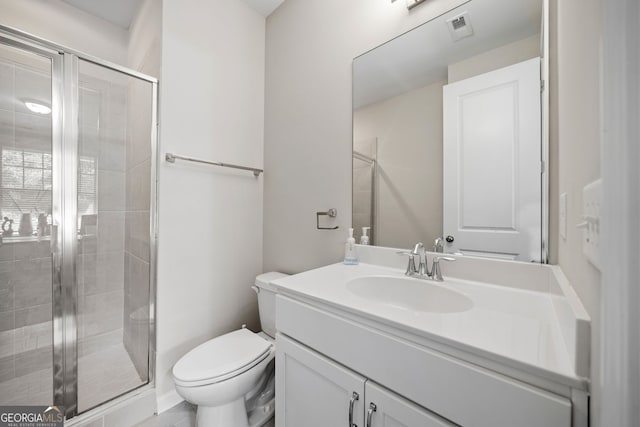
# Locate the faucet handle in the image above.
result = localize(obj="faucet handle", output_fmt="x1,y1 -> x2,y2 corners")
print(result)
412,242 -> 424,256
396,251 -> 418,276
431,256 -> 455,281
433,237 -> 444,253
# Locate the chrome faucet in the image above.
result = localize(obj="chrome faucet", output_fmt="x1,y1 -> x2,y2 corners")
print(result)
412,242 -> 429,277
397,242 -> 455,281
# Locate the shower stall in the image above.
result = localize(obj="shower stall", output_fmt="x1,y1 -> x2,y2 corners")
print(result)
352,138 -> 377,245
0,27 -> 157,418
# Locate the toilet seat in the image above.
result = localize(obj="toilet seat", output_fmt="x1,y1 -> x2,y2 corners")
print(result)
173,329 -> 273,388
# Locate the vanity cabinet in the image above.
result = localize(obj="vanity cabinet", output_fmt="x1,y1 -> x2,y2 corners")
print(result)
275,294 -> 575,427
275,332 -> 365,427
276,333 -> 453,427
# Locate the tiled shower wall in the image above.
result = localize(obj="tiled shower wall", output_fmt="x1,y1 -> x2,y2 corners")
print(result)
0,57 -> 54,404
77,76 -> 127,358
0,242 -> 53,404
123,76 -> 151,380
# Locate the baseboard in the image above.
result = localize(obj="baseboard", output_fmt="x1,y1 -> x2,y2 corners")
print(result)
157,388 -> 184,414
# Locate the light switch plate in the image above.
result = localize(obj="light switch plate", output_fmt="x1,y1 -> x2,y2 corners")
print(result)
560,192 -> 567,240
582,179 -> 602,270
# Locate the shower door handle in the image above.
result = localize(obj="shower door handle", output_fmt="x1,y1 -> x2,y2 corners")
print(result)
50,224 -> 59,253
50,223 -> 62,292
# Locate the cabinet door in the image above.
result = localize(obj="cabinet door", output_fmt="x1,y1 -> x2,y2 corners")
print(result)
276,333 -> 366,427
365,382 -> 456,427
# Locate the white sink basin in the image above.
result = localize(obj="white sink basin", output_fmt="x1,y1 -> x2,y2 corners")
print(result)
346,275 -> 473,314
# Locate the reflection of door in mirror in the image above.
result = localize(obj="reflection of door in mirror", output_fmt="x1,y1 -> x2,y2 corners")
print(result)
443,58 -> 542,262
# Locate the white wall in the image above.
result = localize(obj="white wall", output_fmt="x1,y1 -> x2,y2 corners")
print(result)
264,0 -> 467,273
555,0 -> 601,330
0,0 -> 127,64
553,0 -> 602,422
447,34 -> 540,82
128,0 -> 162,74
155,0 -> 265,409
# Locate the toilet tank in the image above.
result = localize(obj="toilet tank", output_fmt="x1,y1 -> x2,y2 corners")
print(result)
254,272 -> 288,338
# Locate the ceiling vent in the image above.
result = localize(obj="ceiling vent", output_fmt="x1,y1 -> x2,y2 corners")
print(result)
446,12 -> 474,41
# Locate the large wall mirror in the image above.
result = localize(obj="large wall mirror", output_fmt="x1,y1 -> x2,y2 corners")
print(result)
352,0 -> 548,262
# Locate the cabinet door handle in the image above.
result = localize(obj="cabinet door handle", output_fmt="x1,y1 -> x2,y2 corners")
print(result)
348,391 -> 359,427
366,402 -> 377,427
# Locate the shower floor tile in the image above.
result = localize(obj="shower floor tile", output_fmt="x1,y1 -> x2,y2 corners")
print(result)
78,341 -> 145,411
0,331 -> 144,409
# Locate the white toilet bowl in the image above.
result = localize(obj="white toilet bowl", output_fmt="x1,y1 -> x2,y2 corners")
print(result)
172,272 -> 287,427
173,329 -> 275,427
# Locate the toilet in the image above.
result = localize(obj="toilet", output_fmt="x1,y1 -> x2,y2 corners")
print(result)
172,272 -> 288,427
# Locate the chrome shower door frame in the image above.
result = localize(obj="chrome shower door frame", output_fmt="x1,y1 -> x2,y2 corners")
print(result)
57,52 -> 80,416
0,26 -> 159,420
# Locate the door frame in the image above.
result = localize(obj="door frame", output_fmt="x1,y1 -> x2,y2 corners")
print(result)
599,0 -> 640,425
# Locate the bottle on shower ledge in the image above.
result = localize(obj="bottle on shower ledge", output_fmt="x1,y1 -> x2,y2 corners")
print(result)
343,227 -> 358,265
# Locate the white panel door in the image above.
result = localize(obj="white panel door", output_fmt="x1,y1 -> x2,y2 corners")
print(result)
275,334 -> 366,427
365,382 -> 455,427
443,57 -> 542,262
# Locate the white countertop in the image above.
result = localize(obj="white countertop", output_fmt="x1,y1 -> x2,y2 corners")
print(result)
272,261 -> 588,389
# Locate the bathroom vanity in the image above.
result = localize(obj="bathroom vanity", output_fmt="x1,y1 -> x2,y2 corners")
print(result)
272,247 -> 590,427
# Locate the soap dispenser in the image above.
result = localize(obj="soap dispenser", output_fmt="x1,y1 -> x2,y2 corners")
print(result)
343,227 -> 358,265
360,227 -> 370,245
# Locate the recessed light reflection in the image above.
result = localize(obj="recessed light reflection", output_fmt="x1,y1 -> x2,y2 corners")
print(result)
24,101 -> 51,115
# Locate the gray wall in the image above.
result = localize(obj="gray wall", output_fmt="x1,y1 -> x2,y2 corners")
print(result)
353,80 -> 445,249
264,0 -> 468,273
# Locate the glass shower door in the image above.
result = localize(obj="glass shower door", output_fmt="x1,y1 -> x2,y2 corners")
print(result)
0,31 -> 156,420
0,39 -> 58,406
75,59 -> 153,413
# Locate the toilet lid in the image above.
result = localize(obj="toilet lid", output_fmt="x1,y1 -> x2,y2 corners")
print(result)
173,329 -> 272,384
